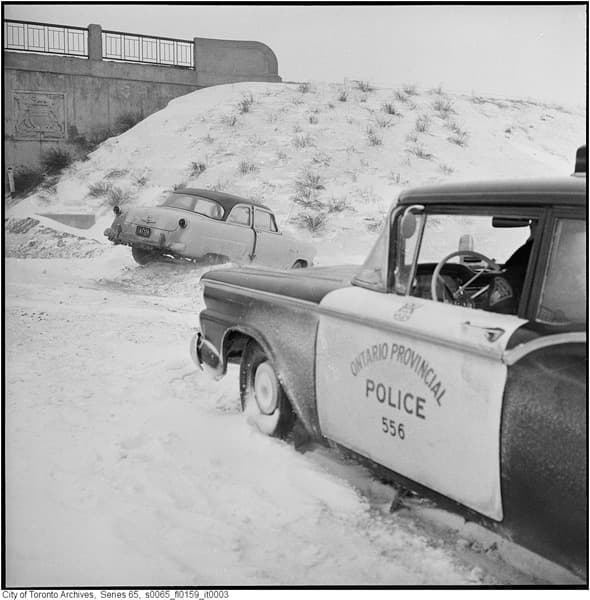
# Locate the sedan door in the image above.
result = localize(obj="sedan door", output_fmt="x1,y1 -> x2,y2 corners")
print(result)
186,204 -> 255,262
251,208 -> 295,268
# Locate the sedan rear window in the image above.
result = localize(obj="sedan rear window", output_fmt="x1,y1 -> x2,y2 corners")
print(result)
161,193 -> 224,220
162,193 -> 196,211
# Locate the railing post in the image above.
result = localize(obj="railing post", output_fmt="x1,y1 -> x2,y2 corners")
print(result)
193,37 -> 198,73
88,23 -> 102,60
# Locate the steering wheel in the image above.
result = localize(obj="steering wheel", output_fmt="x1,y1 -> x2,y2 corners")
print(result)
431,250 -> 501,304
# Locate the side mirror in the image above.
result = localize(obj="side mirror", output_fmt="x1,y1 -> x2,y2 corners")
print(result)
400,212 -> 417,239
492,217 -> 531,228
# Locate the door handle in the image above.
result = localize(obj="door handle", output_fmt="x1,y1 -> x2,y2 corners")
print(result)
462,321 -> 505,342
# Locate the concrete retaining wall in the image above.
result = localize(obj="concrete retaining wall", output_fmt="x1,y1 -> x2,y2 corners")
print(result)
4,23 -> 281,173
195,37 -> 280,86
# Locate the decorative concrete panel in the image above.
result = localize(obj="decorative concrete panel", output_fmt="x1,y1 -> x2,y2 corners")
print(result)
13,91 -> 66,140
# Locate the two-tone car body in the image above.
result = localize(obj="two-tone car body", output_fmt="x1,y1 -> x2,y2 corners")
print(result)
104,188 -> 316,268
192,147 -> 587,578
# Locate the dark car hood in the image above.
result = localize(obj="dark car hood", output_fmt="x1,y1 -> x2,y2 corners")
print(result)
201,264 -> 359,304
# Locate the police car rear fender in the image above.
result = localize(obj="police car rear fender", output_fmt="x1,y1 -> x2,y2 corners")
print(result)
199,278 -> 324,436
233,299 -> 323,436
316,286 -> 527,521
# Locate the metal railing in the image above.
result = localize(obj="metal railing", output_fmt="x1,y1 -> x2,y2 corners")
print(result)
102,29 -> 194,69
3,19 -> 195,69
4,19 -> 88,57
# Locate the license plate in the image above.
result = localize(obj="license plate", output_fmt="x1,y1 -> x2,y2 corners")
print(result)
136,225 -> 151,238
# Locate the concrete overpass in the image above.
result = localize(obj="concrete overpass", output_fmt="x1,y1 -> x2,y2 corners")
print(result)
3,20 -> 281,172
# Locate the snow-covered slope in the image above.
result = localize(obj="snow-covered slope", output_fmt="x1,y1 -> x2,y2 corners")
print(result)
7,81 -> 584,262
4,82 -> 585,586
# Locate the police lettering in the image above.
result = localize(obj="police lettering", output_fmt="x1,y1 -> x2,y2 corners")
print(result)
350,340 -> 446,406
366,378 -> 426,420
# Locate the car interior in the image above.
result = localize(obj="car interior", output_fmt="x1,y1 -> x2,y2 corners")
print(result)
397,211 -> 537,315
352,208 -> 539,317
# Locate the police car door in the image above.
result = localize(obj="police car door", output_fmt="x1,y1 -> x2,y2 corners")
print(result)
315,206 -> 530,521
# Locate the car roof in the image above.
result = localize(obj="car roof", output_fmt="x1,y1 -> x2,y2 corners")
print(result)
398,175 -> 586,207
172,188 -> 271,213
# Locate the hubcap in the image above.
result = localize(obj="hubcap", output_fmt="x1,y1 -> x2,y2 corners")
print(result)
254,362 -> 278,415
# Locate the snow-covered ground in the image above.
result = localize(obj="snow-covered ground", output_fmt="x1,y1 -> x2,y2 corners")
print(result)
4,81 -> 585,587
5,252 -> 583,587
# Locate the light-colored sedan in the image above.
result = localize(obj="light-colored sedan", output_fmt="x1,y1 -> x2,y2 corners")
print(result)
104,188 -> 316,268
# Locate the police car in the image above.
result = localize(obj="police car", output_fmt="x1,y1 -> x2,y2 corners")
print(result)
192,146 -> 587,578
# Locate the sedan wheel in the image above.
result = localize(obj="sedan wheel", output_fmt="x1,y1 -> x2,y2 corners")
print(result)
240,341 -> 296,438
132,247 -> 157,265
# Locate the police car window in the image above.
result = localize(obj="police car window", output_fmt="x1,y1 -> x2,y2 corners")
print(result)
353,224 -> 389,291
406,213 -> 535,312
417,214 -> 530,264
537,218 -> 586,325
161,193 -> 196,211
393,212 -> 425,294
227,206 -> 251,226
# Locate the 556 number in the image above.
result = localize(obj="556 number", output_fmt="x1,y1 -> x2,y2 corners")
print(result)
381,417 -> 405,440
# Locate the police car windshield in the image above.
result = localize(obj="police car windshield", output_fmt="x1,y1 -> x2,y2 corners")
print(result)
417,214 -> 532,265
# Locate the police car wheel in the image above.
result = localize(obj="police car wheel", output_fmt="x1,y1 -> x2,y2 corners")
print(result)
132,246 -> 157,265
239,341 -> 296,438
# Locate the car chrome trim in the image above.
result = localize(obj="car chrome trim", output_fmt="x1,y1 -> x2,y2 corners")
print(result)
503,332 -> 587,365
191,331 -> 225,379
202,279 -> 512,359
189,331 -> 201,368
403,205 -> 426,297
